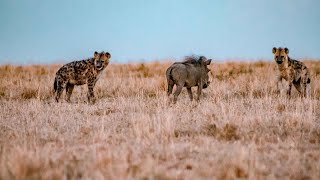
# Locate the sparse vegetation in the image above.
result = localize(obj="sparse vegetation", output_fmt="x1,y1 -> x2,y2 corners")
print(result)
1,60 -> 320,179
20,88 -> 38,99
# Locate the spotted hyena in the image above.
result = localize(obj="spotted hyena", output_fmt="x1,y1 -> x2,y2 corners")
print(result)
272,47 -> 310,97
54,51 -> 111,103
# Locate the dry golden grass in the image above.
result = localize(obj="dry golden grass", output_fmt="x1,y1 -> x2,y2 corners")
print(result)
1,60 -> 320,179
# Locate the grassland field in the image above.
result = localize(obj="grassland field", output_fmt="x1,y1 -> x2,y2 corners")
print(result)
1,60 -> 320,179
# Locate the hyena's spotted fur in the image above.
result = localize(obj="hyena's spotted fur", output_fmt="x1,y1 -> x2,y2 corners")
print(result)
272,47 -> 310,97
54,51 -> 111,103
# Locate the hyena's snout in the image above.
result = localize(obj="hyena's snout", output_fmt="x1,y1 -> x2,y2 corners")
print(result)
96,62 -> 103,70
95,59 -> 105,70
276,56 -> 284,65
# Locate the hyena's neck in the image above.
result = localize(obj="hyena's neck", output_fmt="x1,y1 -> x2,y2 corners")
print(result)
286,56 -> 294,67
87,58 -> 95,64
87,58 -> 99,69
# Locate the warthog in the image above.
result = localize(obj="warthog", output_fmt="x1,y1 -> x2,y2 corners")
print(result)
166,56 -> 212,103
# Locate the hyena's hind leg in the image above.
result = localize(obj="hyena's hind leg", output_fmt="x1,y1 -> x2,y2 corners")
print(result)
306,77 -> 311,98
65,83 -> 75,102
55,79 -> 67,102
293,83 -> 303,97
302,77 -> 311,98
301,69 -> 311,98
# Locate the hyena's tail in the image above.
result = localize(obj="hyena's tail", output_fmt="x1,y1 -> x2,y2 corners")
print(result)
54,77 -> 57,92
307,78 -> 311,84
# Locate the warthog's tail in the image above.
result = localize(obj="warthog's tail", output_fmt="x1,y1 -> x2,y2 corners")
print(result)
166,66 -> 174,82
53,77 -> 57,92
166,66 -> 175,95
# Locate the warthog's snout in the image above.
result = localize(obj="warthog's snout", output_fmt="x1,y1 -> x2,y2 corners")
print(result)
203,81 -> 210,89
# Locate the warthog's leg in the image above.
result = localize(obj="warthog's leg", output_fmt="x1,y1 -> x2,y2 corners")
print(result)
187,87 -> 193,101
196,85 -> 203,101
55,80 -> 67,102
173,84 -> 183,103
65,83 -> 75,102
167,79 -> 174,96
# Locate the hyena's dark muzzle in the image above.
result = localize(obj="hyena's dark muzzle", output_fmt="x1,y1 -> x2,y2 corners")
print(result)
276,56 -> 284,65
95,60 -> 104,70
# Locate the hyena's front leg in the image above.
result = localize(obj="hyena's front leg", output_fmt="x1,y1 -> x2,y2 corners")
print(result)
276,77 -> 282,95
87,79 -> 96,104
287,81 -> 293,98
65,83 -> 75,102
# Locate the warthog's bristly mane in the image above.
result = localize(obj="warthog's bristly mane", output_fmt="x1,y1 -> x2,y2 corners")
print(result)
182,56 -> 206,65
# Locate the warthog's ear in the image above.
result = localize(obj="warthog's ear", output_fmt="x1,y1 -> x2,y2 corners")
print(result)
284,47 -> 289,54
272,47 -> 277,54
105,52 -> 111,59
94,51 -> 99,57
206,59 -> 212,65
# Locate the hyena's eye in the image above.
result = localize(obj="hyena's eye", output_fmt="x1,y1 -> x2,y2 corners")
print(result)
275,56 -> 279,59
280,56 -> 284,59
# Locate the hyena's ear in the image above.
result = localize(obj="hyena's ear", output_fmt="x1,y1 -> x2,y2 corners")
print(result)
105,52 -> 111,59
284,47 -> 289,54
272,47 -> 277,54
94,51 -> 99,57
206,59 -> 212,65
